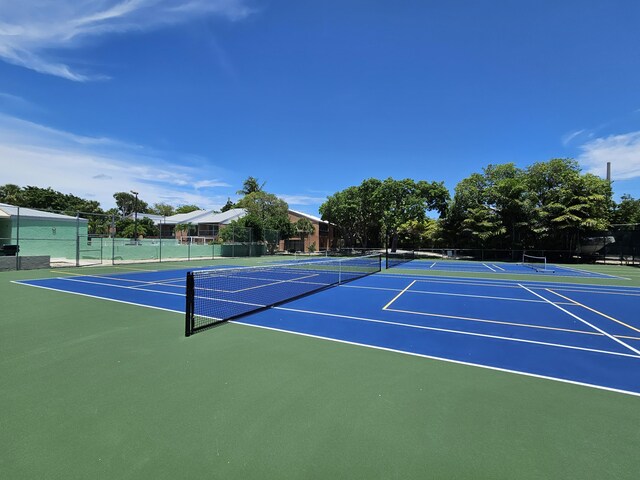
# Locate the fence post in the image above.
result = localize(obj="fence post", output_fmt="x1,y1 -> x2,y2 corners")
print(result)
75,212 -> 80,267
15,206 -> 20,271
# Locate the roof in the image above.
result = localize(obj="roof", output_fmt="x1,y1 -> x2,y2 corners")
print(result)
0,203 -> 88,223
164,208 -> 246,225
127,213 -> 167,225
288,209 -> 326,224
187,208 -> 246,225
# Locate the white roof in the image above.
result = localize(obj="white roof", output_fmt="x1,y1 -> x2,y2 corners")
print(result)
289,209 -> 325,224
164,208 -> 246,225
0,203 -> 87,222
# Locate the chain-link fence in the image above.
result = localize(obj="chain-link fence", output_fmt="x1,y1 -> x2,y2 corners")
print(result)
0,207 -> 277,270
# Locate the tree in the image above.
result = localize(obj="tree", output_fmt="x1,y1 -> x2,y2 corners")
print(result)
114,192 -> 149,217
525,159 -> 612,250
237,176 -> 265,196
220,198 -> 235,212
0,184 -> 23,205
175,204 -> 200,214
114,217 -> 158,238
235,191 -> 293,241
150,203 -> 175,217
295,218 -> 315,252
612,194 -> 640,224
374,178 -> 449,251
319,187 -> 363,248
320,177 -> 449,249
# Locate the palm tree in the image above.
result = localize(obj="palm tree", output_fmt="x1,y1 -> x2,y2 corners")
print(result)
237,177 -> 265,196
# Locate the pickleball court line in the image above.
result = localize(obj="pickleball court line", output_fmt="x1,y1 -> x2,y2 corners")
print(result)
233,319 -> 640,397
518,284 -> 640,356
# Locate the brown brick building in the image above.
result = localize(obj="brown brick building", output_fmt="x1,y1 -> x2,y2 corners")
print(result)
282,209 -> 336,252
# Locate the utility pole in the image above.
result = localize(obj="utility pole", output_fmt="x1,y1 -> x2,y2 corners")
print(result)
130,190 -> 139,243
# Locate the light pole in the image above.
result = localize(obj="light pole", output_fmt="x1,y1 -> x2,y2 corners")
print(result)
130,190 -> 139,243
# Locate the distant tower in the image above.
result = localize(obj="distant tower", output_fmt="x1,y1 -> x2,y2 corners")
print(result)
606,162 -> 611,182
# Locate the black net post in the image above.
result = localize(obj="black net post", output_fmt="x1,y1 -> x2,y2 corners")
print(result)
185,272 -> 195,337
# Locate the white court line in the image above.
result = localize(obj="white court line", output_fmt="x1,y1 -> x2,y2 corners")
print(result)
384,307 -> 601,337
375,272 -> 640,294
273,306 -> 640,359
60,276 -> 186,296
382,280 -> 416,310
492,264 -> 505,271
546,289 -> 640,335
482,263 -> 497,272
229,273 -> 321,293
11,280 -> 184,315
518,284 -> 640,356
553,264 -> 628,280
345,283 -> 576,305
233,319 -> 640,397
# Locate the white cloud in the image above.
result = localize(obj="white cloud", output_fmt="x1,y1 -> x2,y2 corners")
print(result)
0,0 -> 253,80
577,131 -> 640,180
561,129 -> 585,146
0,113 -> 231,210
277,194 -> 326,206
194,179 -> 231,189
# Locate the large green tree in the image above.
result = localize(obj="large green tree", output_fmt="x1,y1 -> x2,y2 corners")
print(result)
320,177 -> 449,249
444,158 -> 613,251
525,158 -> 612,250
175,204 -> 200,214
612,194 -> 640,224
113,192 -> 149,217
235,191 -> 293,241
150,203 -> 175,217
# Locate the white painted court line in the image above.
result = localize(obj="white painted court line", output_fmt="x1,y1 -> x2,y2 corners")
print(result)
518,284 -> 640,357
229,273 -> 321,293
382,280 -> 416,310
273,306 -> 640,359
11,280 -> 184,315
554,264 -> 628,280
344,283 -> 576,305
375,271 -> 640,293
546,289 -> 640,335
384,307 -> 602,337
492,264 -> 506,271
482,263 -> 497,272
233,320 -> 640,398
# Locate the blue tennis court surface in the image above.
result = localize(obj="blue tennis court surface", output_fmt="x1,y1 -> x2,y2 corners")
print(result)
394,258 -> 624,278
15,266 -> 640,396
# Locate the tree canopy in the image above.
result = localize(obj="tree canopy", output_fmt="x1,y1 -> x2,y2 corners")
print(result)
237,176 -> 265,196
235,191 -> 294,241
319,177 -> 450,249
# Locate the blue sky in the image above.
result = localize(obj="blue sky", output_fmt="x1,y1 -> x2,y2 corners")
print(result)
1,0 -> 639,216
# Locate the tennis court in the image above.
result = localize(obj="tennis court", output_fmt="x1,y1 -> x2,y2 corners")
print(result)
4,256 -> 640,479
391,257 -> 623,279
14,258 -> 640,395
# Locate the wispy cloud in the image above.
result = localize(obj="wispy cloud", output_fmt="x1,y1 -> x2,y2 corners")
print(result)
277,194 -> 327,206
0,0 -> 253,81
561,129 -> 586,146
0,113 -> 232,209
577,131 -> 640,180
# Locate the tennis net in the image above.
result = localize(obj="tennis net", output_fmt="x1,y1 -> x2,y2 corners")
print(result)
386,251 -> 415,269
185,254 -> 381,336
522,253 -> 548,271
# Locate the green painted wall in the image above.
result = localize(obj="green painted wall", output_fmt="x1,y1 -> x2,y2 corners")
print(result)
8,217 -> 88,260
